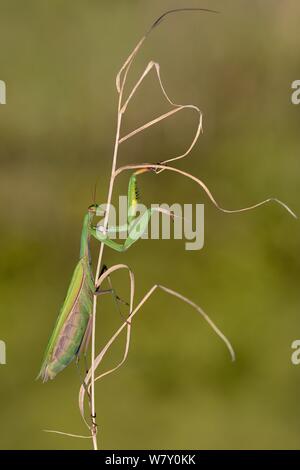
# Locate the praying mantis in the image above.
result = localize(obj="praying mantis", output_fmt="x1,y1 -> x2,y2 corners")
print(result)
39,9 -> 296,448
38,168 -> 175,381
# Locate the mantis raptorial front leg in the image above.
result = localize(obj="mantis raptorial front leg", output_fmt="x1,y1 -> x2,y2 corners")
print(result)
89,169 -> 175,252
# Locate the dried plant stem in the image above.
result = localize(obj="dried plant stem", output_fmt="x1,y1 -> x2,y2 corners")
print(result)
114,164 -> 297,218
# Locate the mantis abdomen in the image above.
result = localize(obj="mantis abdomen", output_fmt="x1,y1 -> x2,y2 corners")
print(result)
38,257 -> 94,382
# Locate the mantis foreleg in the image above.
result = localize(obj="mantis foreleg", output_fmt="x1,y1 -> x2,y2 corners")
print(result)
89,170 -> 174,252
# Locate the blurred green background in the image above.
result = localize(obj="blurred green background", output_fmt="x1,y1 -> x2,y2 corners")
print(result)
0,0 -> 299,450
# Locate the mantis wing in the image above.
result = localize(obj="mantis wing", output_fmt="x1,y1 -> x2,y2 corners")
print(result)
37,258 -> 94,382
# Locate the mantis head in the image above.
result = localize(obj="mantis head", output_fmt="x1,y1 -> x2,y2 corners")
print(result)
88,204 -> 104,217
